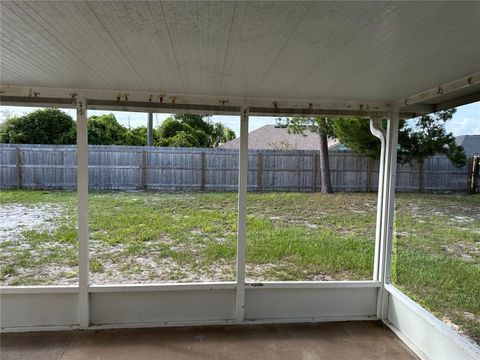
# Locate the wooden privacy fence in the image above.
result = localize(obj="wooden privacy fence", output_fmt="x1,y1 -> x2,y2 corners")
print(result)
0,144 -> 473,192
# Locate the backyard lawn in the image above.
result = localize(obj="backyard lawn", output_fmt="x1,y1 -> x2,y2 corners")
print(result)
0,190 -> 479,343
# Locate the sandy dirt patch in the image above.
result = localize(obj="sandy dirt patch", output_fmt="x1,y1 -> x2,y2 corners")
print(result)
0,204 -> 64,242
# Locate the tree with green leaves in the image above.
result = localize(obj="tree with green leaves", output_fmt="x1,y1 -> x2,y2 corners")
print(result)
333,118 -> 391,159
157,118 -> 202,147
123,126 -> 148,146
397,109 -> 466,192
277,117 -> 336,193
0,109 -> 236,148
211,123 -> 236,148
333,109 -> 466,192
174,114 -> 212,138
0,108 -> 76,144
157,114 -> 235,148
398,109 -> 466,167
161,131 -> 201,147
87,114 -> 128,145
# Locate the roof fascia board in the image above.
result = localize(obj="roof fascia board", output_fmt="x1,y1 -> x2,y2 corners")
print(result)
433,91 -> 480,112
397,72 -> 480,108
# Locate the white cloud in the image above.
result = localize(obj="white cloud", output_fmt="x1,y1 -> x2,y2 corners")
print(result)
446,117 -> 480,137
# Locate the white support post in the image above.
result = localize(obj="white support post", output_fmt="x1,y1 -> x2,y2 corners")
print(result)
236,105 -> 249,322
377,105 -> 400,320
76,97 -> 89,328
370,116 -> 386,282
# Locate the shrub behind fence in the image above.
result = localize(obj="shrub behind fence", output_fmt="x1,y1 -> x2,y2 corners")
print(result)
0,144 -> 472,192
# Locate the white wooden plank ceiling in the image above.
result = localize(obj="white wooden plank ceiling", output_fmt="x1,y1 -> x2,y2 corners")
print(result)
1,1 -> 480,103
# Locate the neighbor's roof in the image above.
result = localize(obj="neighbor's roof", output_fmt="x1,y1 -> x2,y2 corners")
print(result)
220,125 -> 338,150
0,2 -> 479,115
456,135 -> 480,156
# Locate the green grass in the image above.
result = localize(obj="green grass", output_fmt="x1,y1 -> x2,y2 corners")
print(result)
391,193 -> 480,344
0,190 -> 478,343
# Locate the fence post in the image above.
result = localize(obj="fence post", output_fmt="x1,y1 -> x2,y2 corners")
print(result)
419,160 -> 425,193
256,151 -> 263,191
366,157 -> 373,192
15,148 -> 22,189
312,153 -> 318,192
470,156 -> 479,194
200,151 -> 206,191
140,149 -> 147,190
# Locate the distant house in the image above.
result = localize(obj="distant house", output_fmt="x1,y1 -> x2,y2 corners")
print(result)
456,135 -> 480,156
220,125 -> 344,151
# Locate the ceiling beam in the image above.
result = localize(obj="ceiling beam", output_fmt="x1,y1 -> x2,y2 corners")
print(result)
0,96 -> 75,109
434,91 -> 480,112
0,84 -> 397,115
0,84 -> 430,118
397,72 -> 480,107
0,94 -> 423,119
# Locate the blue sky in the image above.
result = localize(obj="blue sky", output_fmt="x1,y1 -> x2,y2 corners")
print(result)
0,102 -> 478,137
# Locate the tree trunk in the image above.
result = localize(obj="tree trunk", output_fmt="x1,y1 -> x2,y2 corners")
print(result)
147,113 -> 153,146
319,131 -> 333,193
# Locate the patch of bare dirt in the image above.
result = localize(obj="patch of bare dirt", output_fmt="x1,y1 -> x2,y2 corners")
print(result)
0,204 -> 63,242
311,274 -> 335,281
441,243 -> 480,262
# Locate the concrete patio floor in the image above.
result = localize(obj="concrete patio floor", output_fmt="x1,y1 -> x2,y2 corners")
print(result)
1,321 -> 418,360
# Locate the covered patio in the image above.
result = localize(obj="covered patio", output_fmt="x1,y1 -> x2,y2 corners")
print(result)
1,2 -> 479,360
